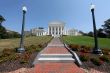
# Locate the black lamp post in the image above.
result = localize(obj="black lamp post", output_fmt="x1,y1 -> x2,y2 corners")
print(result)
18,6 -> 27,53
90,4 -> 103,55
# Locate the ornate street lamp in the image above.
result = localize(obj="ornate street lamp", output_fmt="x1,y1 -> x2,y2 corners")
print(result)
18,6 -> 27,53
90,4 -> 103,55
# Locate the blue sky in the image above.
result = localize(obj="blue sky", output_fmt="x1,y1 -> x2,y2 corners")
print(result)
0,0 -> 110,33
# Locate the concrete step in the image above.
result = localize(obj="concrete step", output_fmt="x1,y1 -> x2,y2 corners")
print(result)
39,54 -> 73,58
48,44 -> 64,47
38,57 -> 75,61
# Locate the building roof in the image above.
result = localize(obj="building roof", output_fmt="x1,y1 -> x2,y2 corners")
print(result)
48,21 -> 65,26
68,28 -> 78,32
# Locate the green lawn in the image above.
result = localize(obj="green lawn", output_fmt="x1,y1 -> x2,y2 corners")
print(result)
0,36 -> 52,52
62,36 -> 110,49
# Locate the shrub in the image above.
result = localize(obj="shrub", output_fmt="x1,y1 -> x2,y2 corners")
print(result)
0,53 -> 20,63
80,46 -> 91,53
80,45 -> 85,49
0,54 -> 2,58
26,45 -> 37,50
84,46 -> 91,52
25,45 -> 37,53
99,55 -> 110,62
38,44 -> 43,48
24,52 -> 31,60
90,58 -> 103,66
102,49 -> 110,55
79,53 -> 89,62
0,59 -> 4,63
69,44 -> 72,48
27,49 -> 34,54
36,48 -> 42,52
8,54 -> 17,61
19,52 -> 30,64
20,59 -> 28,64
2,48 -> 15,56
0,57 -> 8,63
14,47 -> 19,52
43,43 -> 47,47
80,49 -> 87,53
69,44 -> 80,51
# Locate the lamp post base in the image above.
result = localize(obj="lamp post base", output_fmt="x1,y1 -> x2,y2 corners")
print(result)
18,48 -> 25,53
93,48 -> 103,55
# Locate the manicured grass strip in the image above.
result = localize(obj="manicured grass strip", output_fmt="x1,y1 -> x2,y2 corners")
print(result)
0,36 -> 52,52
62,36 -> 110,49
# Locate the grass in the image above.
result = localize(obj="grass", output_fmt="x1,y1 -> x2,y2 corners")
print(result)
0,36 -> 52,52
62,36 -> 110,49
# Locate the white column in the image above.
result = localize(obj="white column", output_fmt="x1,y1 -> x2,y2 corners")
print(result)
58,26 -> 59,35
48,27 -> 49,35
36,32 -> 37,36
53,26 -> 54,35
37,32 -> 39,36
42,32 -> 43,36
40,32 -> 41,36
51,26 -> 52,35
61,26 -> 62,35
50,26 -> 51,35
38,32 -> 39,36
37,32 -> 38,36
55,26 -> 56,36
62,27 -> 64,35
59,26 -> 61,35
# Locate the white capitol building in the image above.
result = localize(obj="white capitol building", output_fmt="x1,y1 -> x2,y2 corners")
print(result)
31,21 -> 82,37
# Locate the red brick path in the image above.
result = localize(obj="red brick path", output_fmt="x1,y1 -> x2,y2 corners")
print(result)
42,46 -> 70,54
35,62 -> 84,73
34,37 -> 85,73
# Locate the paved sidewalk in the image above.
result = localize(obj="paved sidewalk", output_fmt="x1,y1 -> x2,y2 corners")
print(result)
34,37 -> 85,73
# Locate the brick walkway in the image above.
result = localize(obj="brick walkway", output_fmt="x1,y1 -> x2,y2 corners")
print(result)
33,37 -> 85,73
42,46 -> 70,54
35,63 -> 84,73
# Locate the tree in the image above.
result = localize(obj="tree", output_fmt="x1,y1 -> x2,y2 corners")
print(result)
0,15 -> 20,39
0,25 -> 7,39
0,15 -> 7,39
102,19 -> 110,38
88,31 -> 93,37
0,15 -> 5,26
7,31 -> 20,38
97,28 -> 107,38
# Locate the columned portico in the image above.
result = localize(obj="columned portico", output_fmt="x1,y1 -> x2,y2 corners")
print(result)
48,21 -> 65,37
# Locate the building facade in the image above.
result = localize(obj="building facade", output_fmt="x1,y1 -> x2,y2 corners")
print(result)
68,29 -> 79,36
31,28 -> 46,36
48,21 -> 65,37
31,21 -> 82,37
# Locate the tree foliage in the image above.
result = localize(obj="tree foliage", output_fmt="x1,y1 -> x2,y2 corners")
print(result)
0,15 -> 5,24
88,31 -> 93,37
97,28 -> 107,38
0,25 -> 20,39
0,15 -> 20,39
0,25 -> 8,39
102,19 -> 110,38
86,18 -> 110,38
